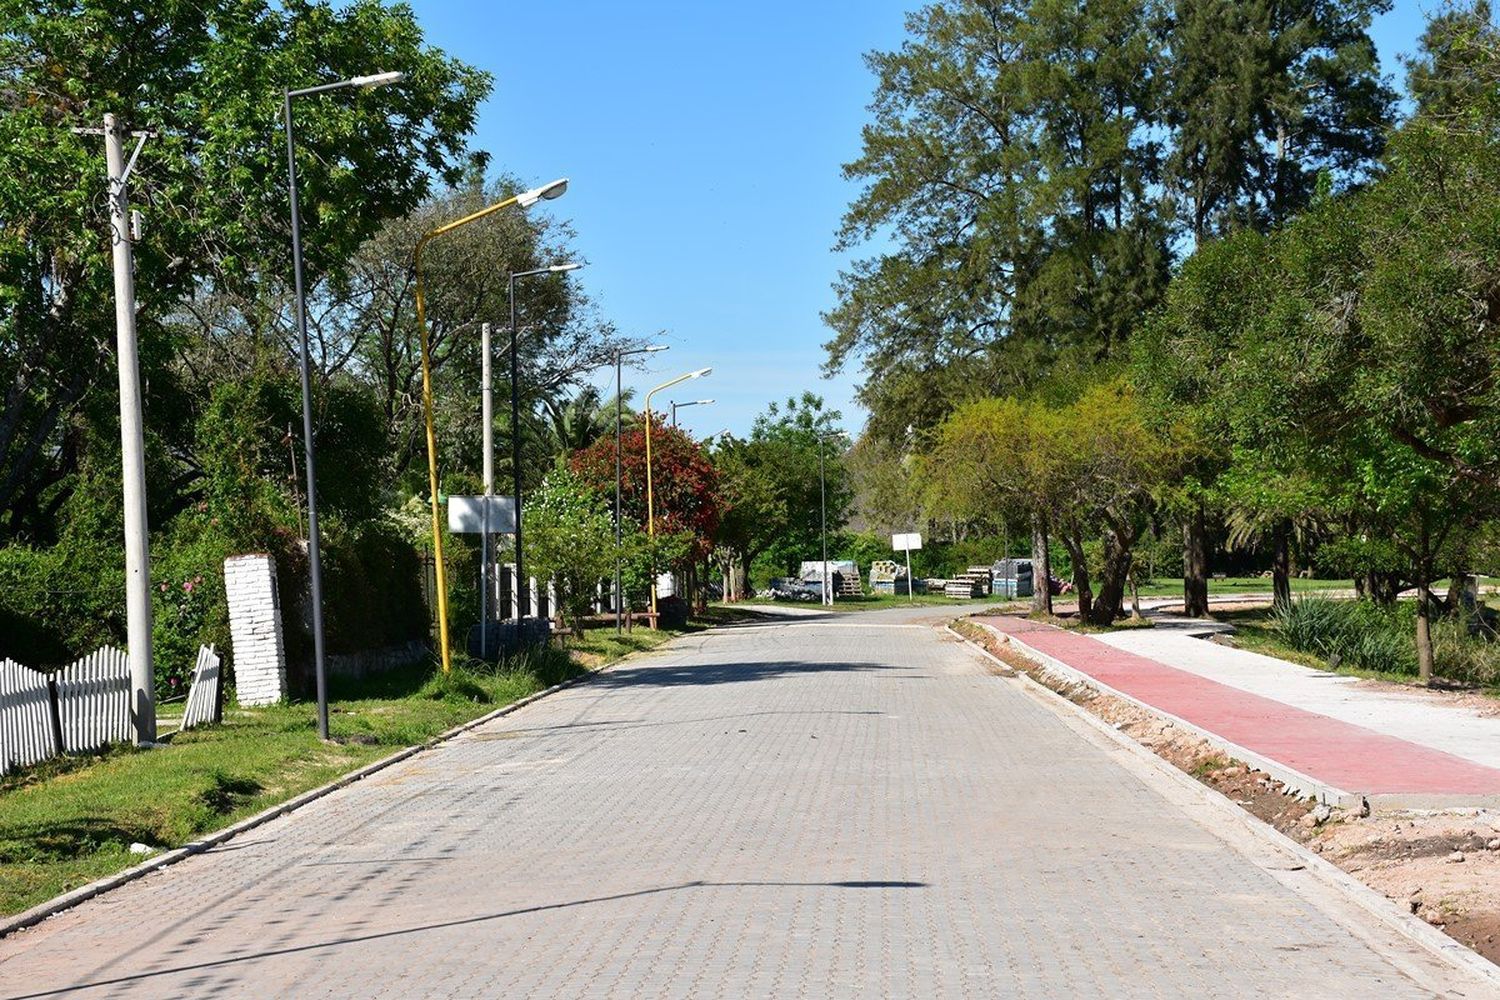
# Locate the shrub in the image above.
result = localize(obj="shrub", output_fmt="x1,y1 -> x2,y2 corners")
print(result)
1271,597 -> 1500,685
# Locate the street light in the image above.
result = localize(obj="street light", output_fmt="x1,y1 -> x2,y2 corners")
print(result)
415,177 -> 569,674
507,261 -> 584,625
614,344 -> 670,633
284,69 -> 404,740
670,398 -> 714,428
645,367 -> 711,618
817,431 -> 846,607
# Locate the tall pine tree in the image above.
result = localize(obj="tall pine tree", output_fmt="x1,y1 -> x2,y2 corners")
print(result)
1163,0 -> 1393,614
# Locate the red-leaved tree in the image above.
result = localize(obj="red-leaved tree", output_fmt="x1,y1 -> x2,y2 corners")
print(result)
571,417 -> 723,561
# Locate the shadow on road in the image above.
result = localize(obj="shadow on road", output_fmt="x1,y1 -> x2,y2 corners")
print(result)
10,880 -> 928,999
495,709 -> 887,736
590,659 -> 904,688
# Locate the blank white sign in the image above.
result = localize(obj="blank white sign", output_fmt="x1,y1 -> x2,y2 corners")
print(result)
447,495 -> 517,534
891,532 -> 923,551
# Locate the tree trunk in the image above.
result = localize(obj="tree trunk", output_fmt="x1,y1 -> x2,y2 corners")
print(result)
1062,532 -> 1092,622
1183,503 -> 1210,618
1090,533 -> 1134,626
1031,515 -> 1052,615
1272,521 -> 1292,610
1416,519 -> 1434,686
734,558 -> 750,602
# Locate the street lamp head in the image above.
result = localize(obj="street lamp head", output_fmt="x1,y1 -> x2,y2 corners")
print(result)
693,398 -> 715,405
689,367 -> 712,379
548,262 -> 583,273
351,71 -> 404,89
517,177 -> 569,208
644,344 -> 670,353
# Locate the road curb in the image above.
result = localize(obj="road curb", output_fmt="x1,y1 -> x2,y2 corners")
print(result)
972,618 -> 1366,810
0,635 -> 681,941
946,622 -> 1500,993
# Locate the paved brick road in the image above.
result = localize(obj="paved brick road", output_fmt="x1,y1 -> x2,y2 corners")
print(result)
0,609 -> 1475,997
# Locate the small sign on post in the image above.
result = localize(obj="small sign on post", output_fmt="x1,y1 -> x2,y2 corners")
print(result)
891,532 -> 922,601
446,496 -> 517,535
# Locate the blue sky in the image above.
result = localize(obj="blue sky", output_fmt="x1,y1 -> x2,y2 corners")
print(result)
417,0 -> 1437,439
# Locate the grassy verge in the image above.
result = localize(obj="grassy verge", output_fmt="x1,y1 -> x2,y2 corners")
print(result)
1133,576 -> 1355,597
1133,575 -> 1500,599
0,613 -> 737,918
1017,611 -> 1157,634
728,592 -> 1015,612
1215,606 -> 1500,693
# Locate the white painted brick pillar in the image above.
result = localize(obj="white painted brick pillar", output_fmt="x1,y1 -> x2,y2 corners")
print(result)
223,554 -> 288,706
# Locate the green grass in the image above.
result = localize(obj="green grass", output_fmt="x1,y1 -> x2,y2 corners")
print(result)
1132,575 -> 1500,599
0,614 -> 730,918
1132,576 -> 1356,598
729,591 -> 1018,612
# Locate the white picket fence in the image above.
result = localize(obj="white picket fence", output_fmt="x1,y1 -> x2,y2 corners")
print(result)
0,658 -> 55,776
0,644 -> 221,775
180,645 -> 221,731
54,646 -> 131,753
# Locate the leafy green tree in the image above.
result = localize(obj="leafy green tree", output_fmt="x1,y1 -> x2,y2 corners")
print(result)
921,382 -> 1175,624
524,470 -> 617,632
1164,0 -> 1394,240
746,394 -> 853,577
825,0 -> 1046,441
846,433 -> 924,538
1403,0 -> 1500,118
710,439 -> 784,600
0,0 -> 489,537
828,0 -> 1170,440
570,418 -> 723,566
1159,0 -> 1393,612
541,386 -> 638,461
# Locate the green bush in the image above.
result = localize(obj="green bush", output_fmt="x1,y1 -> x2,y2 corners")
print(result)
1271,597 -> 1500,685
321,520 -> 427,655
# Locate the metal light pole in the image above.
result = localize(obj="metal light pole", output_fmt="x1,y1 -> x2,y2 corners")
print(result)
414,177 -> 569,674
479,321 -> 493,659
645,368 -> 712,618
507,262 -> 582,622
285,70 -> 403,739
816,430 -> 845,607
819,435 -> 830,607
670,398 -> 714,429
615,345 -> 669,633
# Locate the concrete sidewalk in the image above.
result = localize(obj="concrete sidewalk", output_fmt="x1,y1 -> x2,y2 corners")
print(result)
978,615 -> 1500,810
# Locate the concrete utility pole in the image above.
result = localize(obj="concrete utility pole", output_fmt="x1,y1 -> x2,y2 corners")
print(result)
103,113 -> 155,745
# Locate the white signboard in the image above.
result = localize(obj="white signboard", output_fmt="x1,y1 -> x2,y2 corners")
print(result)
891,532 -> 923,552
447,495 -> 517,534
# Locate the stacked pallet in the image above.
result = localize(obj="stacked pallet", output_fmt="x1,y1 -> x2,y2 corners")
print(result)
944,566 -> 992,599
869,560 -> 904,595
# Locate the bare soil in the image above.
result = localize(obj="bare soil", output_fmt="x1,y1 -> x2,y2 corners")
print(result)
951,618 -> 1500,967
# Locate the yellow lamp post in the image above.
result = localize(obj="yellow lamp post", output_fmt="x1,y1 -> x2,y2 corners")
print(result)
644,367 -> 712,618
415,177 -> 568,673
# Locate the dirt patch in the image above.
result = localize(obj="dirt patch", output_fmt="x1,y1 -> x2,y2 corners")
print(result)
1318,813 -> 1500,960
953,618 -> 1500,968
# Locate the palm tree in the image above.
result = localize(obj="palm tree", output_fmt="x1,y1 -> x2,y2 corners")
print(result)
540,385 -> 640,460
